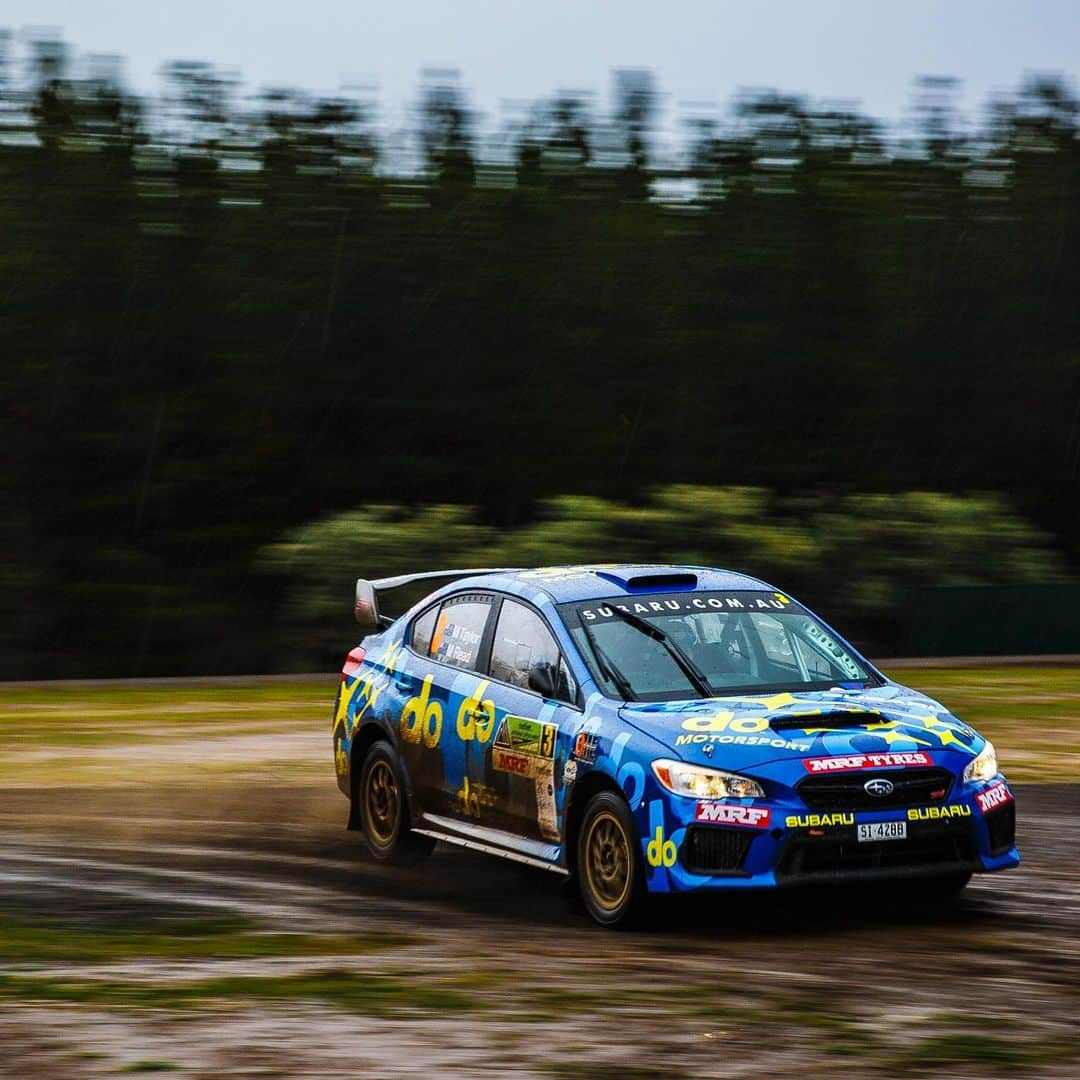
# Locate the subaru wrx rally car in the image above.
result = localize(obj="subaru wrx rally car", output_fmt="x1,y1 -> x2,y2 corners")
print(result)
331,565 -> 1018,927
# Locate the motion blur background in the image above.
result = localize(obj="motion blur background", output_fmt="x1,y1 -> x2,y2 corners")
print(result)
1,9 -> 1079,1077
2,1 -> 1079,678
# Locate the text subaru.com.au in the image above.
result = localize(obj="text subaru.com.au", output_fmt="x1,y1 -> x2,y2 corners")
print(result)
332,565 -> 1018,927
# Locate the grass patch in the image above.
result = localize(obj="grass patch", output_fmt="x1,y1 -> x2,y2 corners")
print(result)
892,666 -> 1080,781
0,969 -> 483,1017
0,914 -> 418,963
119,1063 -> 179,1074
0,681 -> 333,783
892,1032 -> 1029,1072
760,987 -> 881,1057
2,667 -> 1077,784
883,1018 -> 1080,1074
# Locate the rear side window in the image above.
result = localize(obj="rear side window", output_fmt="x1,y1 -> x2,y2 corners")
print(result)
410,606 -> 439,656
430,595 -> 492,672
490,599 -> 577,704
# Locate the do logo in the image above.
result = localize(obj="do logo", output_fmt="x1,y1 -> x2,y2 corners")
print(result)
646,826 -> 677,868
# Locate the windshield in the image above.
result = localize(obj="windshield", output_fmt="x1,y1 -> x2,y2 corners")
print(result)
560,591 -> 879,701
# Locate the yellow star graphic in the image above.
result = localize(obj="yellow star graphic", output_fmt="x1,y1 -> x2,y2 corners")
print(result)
741,692 -> 800,711
878,728 -> 933,747
913,713 -> 951,729
934,728 -> 974,750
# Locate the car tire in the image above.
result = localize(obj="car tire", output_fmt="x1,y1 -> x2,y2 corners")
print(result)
357,741 -> 435,865
576,791 -> 649,929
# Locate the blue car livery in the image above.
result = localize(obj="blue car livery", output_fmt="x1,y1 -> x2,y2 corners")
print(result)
332,565 -> 1018,927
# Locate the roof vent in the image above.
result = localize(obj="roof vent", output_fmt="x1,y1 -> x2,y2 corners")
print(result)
595,570 -> 699,593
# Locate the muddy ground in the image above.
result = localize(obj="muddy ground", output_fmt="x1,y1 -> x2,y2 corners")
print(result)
0,775 -> 1077,1079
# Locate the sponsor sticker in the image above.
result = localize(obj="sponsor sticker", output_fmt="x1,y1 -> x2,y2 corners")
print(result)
976,781 -> 1013,815
907,804 -> 971,821
494,715 -> 557,758
676,732 -> 811,752
803,751 -> 933,774
492,748 -> 532,776
785,812 -> 855,828
573,731 -> 598,764
646,825 -> 677,867
563,759 -> 578,785
579,591 -> 804,623
694,802 -> 772,829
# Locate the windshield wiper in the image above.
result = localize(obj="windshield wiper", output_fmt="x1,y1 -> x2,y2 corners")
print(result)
603,604 -> 714,699
579,618 -> 637,701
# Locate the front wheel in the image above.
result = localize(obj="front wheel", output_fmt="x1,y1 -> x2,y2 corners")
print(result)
357,741 -> 435,865
576,791 -> 649,929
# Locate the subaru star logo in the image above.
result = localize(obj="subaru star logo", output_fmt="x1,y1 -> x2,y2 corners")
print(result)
864,777 -> 895,798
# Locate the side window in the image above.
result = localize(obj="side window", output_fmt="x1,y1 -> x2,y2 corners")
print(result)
490,599 -> 577,704
430,595 -> 492,672
410,605 -> 438,656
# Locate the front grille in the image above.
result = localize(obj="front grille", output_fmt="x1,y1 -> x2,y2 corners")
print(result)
985,802 -> 1016,856
681,826 -> 754,875
797,767 -> 954,811
777,820 -> 978,883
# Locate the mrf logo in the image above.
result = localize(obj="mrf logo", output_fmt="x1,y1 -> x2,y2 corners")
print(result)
695,803 -> 771,829
976,781 -> 1013,814
804,751 -> 932,774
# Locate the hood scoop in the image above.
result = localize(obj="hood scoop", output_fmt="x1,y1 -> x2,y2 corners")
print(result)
768,710 -> 886,731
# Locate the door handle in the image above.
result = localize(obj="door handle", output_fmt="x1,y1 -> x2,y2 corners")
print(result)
393,675 -> 412,692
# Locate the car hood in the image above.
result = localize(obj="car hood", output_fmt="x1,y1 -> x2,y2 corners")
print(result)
618,683 -> 983,772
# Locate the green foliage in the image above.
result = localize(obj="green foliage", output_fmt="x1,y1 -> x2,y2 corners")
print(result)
260,485 -> 1066,664
0,914 -> 417,963
0,969 -> 482,1016
1,37 -> 1078,676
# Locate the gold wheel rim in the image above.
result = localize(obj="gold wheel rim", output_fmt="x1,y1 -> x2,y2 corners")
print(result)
583,811 -> 631,912
365,760 -> 399,845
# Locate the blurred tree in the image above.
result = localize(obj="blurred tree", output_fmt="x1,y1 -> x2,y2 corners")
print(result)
613,68 -> 655,198
420,69 -> 475,200
0,32 -> 1077,675
258,487 -> 1067,669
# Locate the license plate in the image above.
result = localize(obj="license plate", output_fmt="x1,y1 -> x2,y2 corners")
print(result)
857,821 -> 907,842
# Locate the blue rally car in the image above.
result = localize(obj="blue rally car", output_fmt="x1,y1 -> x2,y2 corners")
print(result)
331,565 -> 1018,927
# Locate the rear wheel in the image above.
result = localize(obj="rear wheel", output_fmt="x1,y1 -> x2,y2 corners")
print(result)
577,791 -> 648,928
357,741 -> 435,865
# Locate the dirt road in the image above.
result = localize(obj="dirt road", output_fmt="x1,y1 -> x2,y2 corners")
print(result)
0,778 -> 1077,1078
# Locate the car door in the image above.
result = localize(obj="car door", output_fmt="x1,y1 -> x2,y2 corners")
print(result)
469,596 -> 581,844
396,591 -> 497,819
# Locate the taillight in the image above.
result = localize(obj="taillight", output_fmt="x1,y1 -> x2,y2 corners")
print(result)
342,647 -> 367,680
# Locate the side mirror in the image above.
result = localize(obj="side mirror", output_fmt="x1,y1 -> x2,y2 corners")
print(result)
527,663 -> 557,700
354,578 -> 381,630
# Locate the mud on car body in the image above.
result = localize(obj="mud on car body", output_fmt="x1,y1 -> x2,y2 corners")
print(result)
331,565 -> 1019,928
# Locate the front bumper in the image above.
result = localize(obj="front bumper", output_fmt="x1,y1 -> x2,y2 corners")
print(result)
639,777 -> 1020,893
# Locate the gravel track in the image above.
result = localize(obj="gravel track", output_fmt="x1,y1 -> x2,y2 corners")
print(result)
0,782 -> 1076,1078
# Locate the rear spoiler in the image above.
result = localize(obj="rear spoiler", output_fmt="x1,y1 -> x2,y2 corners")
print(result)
354,569 -> 523,629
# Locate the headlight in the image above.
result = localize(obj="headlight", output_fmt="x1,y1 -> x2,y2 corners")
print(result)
963,741 -> 998,785
652,759 -> 765,800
